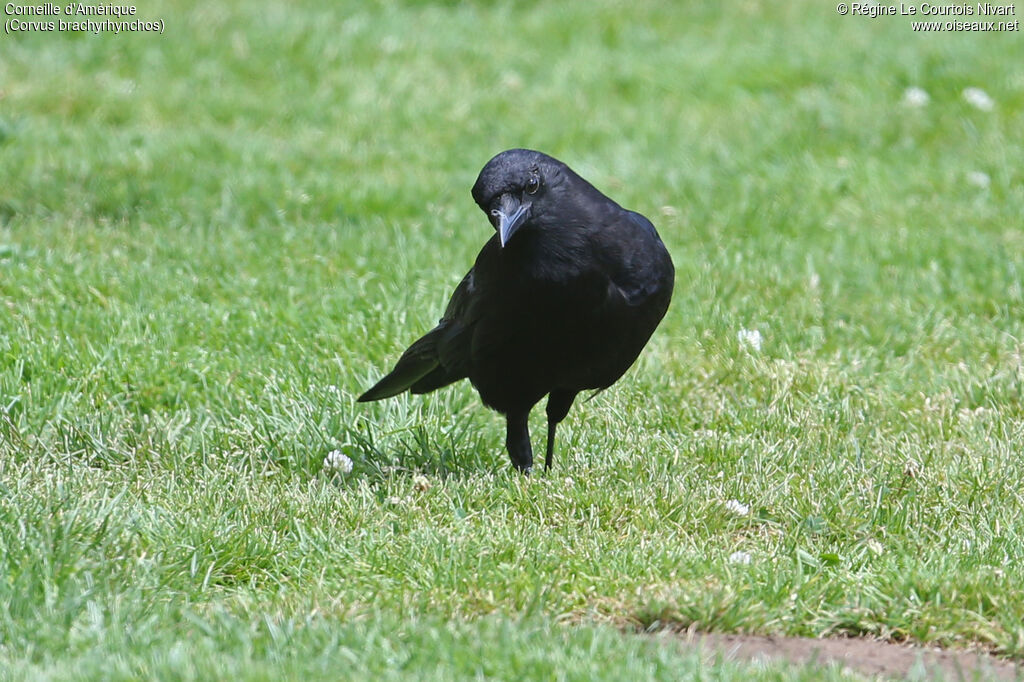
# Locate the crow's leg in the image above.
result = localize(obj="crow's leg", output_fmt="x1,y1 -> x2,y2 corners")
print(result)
544,390 -> 578,471
505,410 -> 533,474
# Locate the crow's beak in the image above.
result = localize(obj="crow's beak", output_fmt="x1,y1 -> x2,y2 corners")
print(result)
495,194 -> 530,248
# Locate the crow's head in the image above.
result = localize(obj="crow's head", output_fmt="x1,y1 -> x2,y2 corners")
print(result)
471,148 -> 576,248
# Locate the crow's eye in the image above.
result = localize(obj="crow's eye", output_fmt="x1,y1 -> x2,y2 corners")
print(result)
525,175 -> 540,195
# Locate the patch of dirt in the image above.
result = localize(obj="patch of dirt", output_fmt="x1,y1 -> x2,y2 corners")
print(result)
662,631 -> 1022,680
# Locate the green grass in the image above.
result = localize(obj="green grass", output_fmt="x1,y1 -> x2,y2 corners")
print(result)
2,0 -> 1023,679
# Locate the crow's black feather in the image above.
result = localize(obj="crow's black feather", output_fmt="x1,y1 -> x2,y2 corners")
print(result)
359,149 -> 674,473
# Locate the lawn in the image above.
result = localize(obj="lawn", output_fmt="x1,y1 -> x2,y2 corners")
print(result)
1,0 -> 1023,679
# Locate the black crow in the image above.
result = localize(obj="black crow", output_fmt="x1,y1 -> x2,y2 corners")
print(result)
358,149 -> 674,473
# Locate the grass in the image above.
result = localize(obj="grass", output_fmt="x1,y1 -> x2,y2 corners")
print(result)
2,0 -> 1023,679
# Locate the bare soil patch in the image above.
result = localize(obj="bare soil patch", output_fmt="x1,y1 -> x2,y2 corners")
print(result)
661,631 -> 1022,680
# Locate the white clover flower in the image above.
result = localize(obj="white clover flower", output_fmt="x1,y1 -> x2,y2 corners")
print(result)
323,449 -> 354,473
963,87 -> 994,111
737,328 -> 763,352
729,551 -> 753,565
412,474 -> 432,492
500,70 -> 524,91
902,86 -> 930,107
967,171 -> 991,189
725,499 -> 751,516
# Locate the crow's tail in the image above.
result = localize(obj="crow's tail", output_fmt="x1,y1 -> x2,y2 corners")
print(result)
357,330 -> 443,402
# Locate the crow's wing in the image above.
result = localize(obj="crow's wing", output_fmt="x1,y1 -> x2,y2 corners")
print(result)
599,211 -> 674,307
